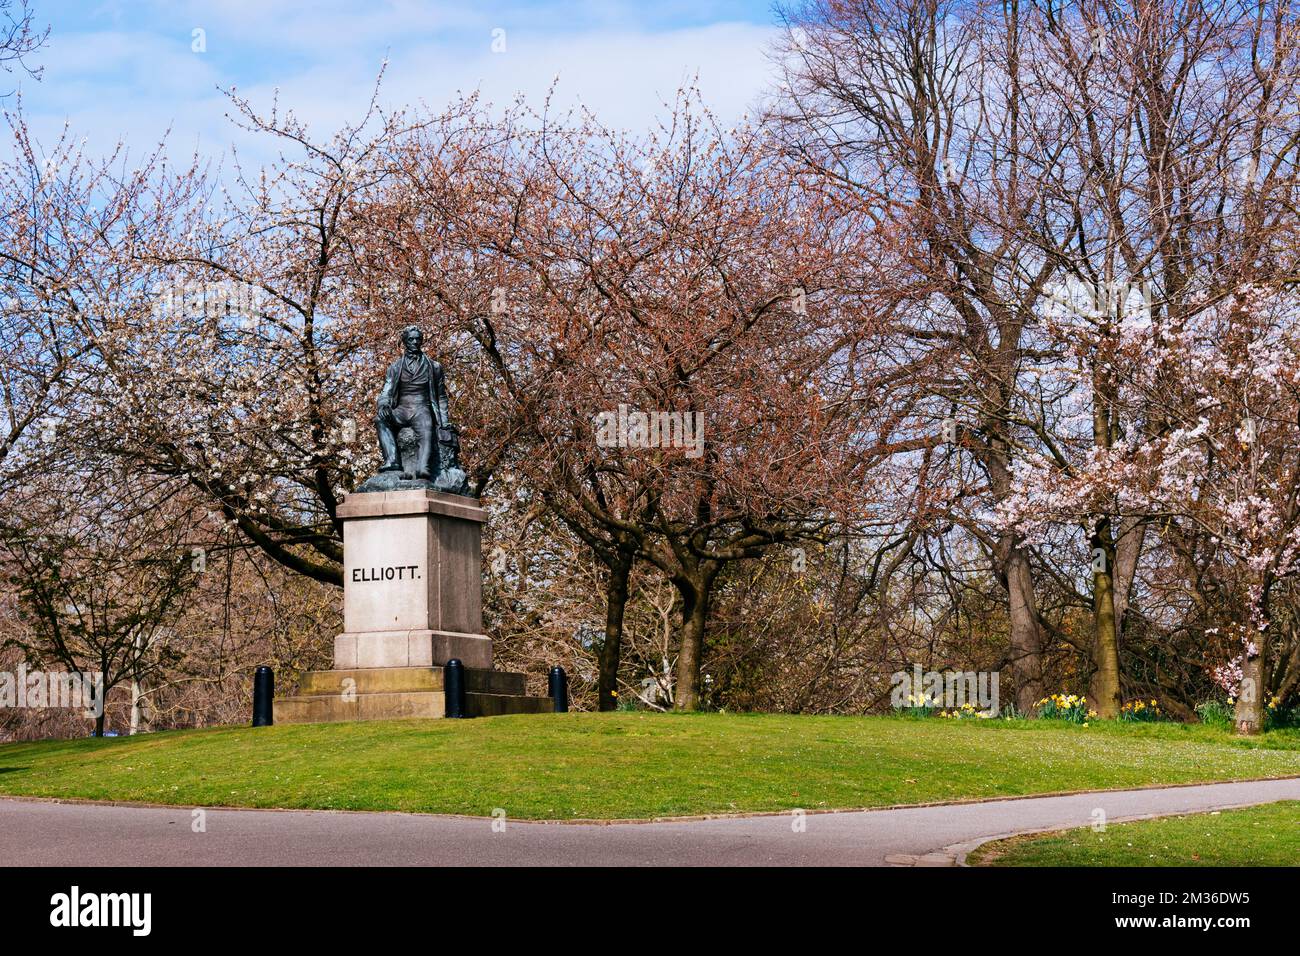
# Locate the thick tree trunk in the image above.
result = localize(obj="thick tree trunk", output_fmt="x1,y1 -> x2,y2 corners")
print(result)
1234,636 -> 1267,735
673,579 -> 712,711
1004,546 -> 1045,713
597,549 -> 634,711
989,438 -> 1047,714
1089,520 -> 1122,718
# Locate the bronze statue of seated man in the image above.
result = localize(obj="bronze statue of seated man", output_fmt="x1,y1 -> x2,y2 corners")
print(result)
374,325 -> 448,480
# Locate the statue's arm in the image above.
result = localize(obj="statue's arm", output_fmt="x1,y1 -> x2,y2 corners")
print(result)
377,362 -> 396,410
431,363 -> 450,427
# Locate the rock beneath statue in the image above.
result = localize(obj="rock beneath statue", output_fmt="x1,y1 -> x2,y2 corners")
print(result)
358,427 -> 433,492
431,425 -> 470,496
432,463 -> 469,496
355,471 -> 439,493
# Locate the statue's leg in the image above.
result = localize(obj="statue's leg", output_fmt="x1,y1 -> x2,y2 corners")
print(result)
375,412 -> 402,471
413,411 -> 437,479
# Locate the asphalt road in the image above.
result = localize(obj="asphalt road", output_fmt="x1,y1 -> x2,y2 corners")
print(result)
2,778 -> 1297,866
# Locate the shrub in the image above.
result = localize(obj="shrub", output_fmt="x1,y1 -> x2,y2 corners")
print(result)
895,692 -> 937,718
938,702 -> 995,720
1035,693 -> 1092,724
1266,696 -> 1299,731
1196,699 -> 1234,730
1119,699 -> 1166,722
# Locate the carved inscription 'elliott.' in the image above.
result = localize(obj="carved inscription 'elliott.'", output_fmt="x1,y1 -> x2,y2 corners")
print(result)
352,565 -> 421,582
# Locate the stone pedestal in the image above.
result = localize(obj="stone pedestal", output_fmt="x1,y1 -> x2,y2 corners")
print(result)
275,489 -> 551,723
335,490 -> 493,670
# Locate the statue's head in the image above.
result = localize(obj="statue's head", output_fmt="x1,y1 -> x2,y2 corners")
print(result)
401,325 -> 424,354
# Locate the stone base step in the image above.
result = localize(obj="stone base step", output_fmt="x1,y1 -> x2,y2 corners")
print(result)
274,691 -> 556,723
298,666 -> 525,697
275,690 -> 446,723
468,693 -> 555,717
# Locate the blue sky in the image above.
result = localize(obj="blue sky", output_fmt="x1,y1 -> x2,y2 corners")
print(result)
10,1 -> 786,165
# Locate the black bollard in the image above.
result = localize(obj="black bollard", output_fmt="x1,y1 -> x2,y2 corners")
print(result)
548,666 -> 569,713
444,658 -> 467,718
252,666 -> 274,727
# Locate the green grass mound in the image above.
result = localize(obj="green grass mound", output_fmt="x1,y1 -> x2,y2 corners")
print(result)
1,712 -> 1298,820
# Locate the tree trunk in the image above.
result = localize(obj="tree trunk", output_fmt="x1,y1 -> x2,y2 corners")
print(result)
1234,635 -> 1267,735
91,668 -> 106,737
1004,546 -> 1045,713
597,549 -> 634,711
673,579 -> 712,711
129,631 -> 145,734
1111,517 -> 1145,632
130,677 -> 147,735
1089,519 -> 1122,718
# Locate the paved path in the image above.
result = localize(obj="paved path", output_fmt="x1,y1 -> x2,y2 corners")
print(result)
2,778 -> 1297,866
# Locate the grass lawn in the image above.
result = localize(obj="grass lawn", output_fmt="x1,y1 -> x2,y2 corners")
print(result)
969,801 -> 1300,866
1,713 -> 1299,820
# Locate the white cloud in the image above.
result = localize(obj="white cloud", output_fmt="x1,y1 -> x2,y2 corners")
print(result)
9,3 -> 779,169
